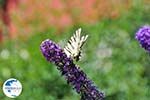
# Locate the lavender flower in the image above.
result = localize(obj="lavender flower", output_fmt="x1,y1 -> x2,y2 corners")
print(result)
135,25 -> 150,52
40,39 -> 105,100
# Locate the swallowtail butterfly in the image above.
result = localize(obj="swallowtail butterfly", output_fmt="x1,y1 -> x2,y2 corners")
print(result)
64,28 -> 88,61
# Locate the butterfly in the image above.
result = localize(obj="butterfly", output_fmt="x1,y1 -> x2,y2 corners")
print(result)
64,28 -> 88,61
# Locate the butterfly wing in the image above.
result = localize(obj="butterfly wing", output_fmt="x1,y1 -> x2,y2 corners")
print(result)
64,28 -> 88,61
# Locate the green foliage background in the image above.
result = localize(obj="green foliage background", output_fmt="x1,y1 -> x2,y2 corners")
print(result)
0,1 -> 150,100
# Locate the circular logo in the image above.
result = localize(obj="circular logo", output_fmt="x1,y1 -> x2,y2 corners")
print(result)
2,78 -> 22,98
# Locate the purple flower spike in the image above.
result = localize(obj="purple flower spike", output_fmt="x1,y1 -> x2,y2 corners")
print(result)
135,25 -> 150,52
40,39 -> 105,100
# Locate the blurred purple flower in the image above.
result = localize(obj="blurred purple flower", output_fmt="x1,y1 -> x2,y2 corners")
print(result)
135,25 -> 150,52
40,39 -> 105,100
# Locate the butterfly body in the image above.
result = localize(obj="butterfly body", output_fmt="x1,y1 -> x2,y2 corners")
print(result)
64,28 -> 88,61
73,50 -> 81,61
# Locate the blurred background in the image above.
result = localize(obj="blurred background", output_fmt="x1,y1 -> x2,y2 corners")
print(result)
0,0 -> 150,100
